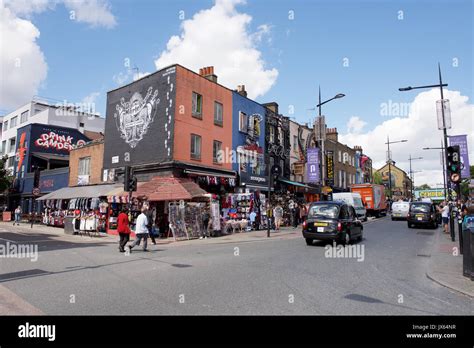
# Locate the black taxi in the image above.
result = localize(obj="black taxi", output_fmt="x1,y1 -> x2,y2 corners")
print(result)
407,202 -> 438,229
302,201 -> 363,245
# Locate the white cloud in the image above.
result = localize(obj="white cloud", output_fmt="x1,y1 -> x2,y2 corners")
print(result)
339,89 -> 474,187
1,0 -> 116,110
154,0 -> 278,99
63,0 -> 116,29
347,116 -> 367,133
0,4 -> 48,109
112,70 -> 150,86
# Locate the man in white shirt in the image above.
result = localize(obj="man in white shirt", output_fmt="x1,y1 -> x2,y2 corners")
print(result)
439,202 -> 450,234
127,206 -> 149,252
249,210 -> 257,230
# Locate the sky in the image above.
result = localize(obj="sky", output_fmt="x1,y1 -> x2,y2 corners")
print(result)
1,0 -> 473,187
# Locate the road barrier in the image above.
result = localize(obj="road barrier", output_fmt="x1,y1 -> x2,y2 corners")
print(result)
462,227 -> 474,281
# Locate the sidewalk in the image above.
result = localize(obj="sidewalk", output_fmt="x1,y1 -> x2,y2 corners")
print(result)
426,226 -> 474,298
0,221 -> 301,247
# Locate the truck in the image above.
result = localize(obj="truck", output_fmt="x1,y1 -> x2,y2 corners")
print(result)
349,184 -> 387,217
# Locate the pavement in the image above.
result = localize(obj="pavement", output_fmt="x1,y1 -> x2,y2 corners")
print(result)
0,217 -> 472,315
426,222 -> 474,298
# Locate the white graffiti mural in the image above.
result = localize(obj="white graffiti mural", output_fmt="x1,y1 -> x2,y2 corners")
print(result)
114,86 -> 160,148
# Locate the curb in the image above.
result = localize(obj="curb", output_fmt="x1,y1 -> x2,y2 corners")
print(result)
425,271 -> 473,298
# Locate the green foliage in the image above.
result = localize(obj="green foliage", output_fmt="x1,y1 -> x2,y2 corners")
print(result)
373,171 -> 383,185
416,183 -> 431,190
0,156 -> 13,193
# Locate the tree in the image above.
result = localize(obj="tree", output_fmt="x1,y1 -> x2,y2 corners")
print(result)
373,171 -> 383,185
416,183 -> 431,190
460,165 -> 474,198
0,156 -> 13,193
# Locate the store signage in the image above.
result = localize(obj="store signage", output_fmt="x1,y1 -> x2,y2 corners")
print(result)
326,151 -> 334,186
449,134 -> 470,178
16,132 -> 27,173
415,189 -> 445,200
77,175 -> 89,186
293,163 -> 304,176
34,131 -> 86,152
307,147 -> 320,183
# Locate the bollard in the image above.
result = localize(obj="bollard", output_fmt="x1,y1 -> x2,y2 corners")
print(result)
458,217 -> 463,255
449,207 -> 456,242
462,225 -> 474,281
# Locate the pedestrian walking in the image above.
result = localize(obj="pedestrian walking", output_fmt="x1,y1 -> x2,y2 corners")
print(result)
145,207 -> 157,245
249,210 -> 257,230
14,206 -> 22,226
117,208 -> 131,252
293,204 -> 300,228
273,204 -> 283,231
127,206 -> 149,252
200,209 -> 210,239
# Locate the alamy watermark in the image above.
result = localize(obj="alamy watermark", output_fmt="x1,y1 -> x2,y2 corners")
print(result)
0,242 -> 38,262
324,241 -> 365,262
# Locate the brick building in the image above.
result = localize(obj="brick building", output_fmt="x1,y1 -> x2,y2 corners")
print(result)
69,139 -> 105,187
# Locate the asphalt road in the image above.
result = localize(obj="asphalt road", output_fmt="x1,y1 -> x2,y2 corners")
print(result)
0,217 -> 472,315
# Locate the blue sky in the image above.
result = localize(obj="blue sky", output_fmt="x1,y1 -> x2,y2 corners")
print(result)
19,0 -> 470,132
1,0 -> 472,186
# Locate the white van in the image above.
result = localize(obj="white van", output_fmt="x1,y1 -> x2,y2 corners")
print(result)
391,201 -> 410,220
332,192 -> 367,221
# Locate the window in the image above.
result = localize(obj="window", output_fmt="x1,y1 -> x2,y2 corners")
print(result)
293,136 -> 298,152
214,102 -> 223,126
339,205 -> 350,219
34,109 -> 42,115
213,140 -> 222,163
1,141 -> 6,156
239,111 -> 248,133
338,150 -> 342,162
10,116 -> 17,128
269,126 -> 275,143
7,156 -> 14,167
79,122 -> 85,127
3,120 -> 8,132
78,157 -> 91,176
190,134 -> 201,160
192,92 -> 202,118
20,111 -> 28,123
9,137 -> 16,153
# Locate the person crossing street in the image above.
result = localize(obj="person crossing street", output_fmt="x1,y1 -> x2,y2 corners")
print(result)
127,206 -> 149,253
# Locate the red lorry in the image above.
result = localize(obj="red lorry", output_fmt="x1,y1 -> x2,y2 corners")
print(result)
350,184 -> 387,217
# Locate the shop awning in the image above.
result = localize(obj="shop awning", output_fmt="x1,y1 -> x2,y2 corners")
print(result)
37,184 -> 123,200
132,176 -> 208,201
31,152 -> 69,162
183,169 -> 236,179
278,178 -> 314,189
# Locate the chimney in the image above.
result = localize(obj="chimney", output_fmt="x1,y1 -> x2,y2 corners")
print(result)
236,85 -> 247,97
326,127 -> 338,142
263,102 -> 279,115
199,66 -> 217,83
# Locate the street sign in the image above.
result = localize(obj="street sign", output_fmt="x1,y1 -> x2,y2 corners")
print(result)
32,187 -> 41,196
450,173 -> 461,183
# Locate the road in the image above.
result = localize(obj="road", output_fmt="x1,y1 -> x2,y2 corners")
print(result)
0,217 -> 472,315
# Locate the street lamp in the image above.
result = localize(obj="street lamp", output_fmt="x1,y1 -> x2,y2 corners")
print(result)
408,155 -> 423,199
399,63 -> 451,200
423,140 -> 447,200
385,136 -> 408,200
314,86 -> 345,199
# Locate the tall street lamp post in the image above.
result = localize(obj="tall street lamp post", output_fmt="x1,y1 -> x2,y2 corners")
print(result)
399,63 -> 450,199
385,136 -> 408,199
408,155 -> 423,199
315,86 -> 345,199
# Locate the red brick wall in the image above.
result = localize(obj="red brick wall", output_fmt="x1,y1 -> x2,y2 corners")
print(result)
69,141 -> 104,186
173,65 -> 232,170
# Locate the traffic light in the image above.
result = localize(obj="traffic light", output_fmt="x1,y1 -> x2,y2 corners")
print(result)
123,166 -> 138,192
447,145 -> 461,183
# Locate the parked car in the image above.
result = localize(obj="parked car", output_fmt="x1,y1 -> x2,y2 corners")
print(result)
333,192 -> 367,221
391,201 -> 410,220
407,202 -> 438,229
302,201 -> 363,245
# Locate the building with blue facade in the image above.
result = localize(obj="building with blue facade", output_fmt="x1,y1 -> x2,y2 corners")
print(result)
232,90 -> 267,192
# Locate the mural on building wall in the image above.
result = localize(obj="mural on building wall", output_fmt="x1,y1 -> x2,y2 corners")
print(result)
104,66 -> 177,168
114,86 -> 160,149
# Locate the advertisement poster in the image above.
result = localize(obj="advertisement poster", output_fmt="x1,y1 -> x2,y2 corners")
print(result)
326,150 -> 334,186
449,135 -> 470,178
307,147 -> 320,183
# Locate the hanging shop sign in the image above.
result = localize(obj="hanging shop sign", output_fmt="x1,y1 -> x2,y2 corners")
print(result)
449,134 -> 470,178
326,151 -> 334,186
307,147 -> 320,183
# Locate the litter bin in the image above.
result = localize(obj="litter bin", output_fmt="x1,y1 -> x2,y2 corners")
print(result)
462,225 -> 474,281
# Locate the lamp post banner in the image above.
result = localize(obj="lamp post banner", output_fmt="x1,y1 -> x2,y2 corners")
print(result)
307,147 -> 320,183
449,135 -> 470,178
